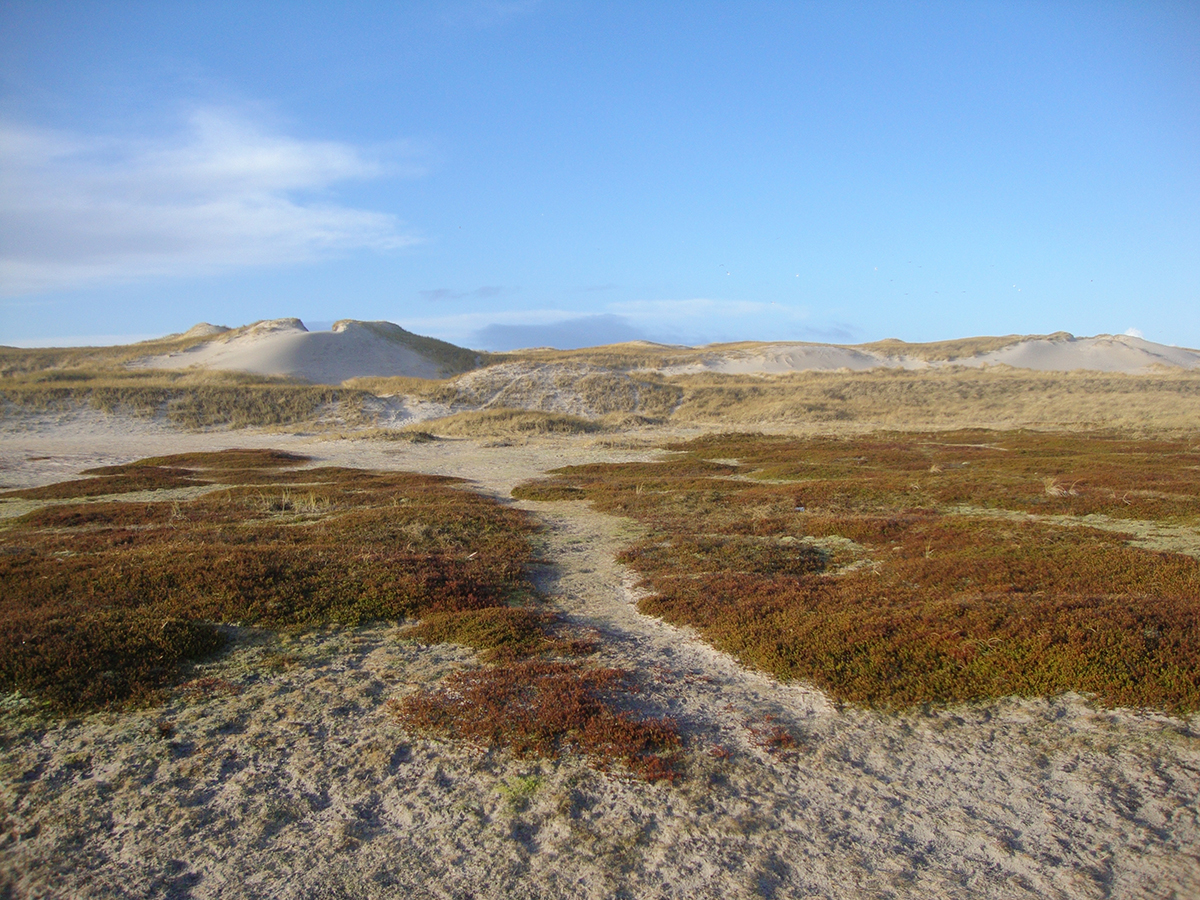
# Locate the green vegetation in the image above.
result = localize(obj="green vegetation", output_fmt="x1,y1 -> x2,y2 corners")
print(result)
514,431 -> 1200,712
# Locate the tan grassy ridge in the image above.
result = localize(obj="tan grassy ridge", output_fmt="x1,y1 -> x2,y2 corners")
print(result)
7,357 -> 1199,437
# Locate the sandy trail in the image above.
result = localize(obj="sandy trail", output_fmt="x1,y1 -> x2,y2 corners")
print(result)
516,500 -> 832,754
2,418 -> 1200,898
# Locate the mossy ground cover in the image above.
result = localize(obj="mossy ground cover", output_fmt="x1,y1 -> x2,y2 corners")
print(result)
1,449 -> 540,710
1,448 -> 679,777
390,660 -> 682,781
513,430 -> 1200,713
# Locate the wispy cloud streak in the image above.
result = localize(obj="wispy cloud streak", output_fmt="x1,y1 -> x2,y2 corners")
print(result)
0,111 -> 418,295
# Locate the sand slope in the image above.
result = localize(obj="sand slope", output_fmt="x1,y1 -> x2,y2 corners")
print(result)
662,333 -> 1200,376
127,321 -> 1200,384
962,333 -> 1200,372
131,318 -> 480,384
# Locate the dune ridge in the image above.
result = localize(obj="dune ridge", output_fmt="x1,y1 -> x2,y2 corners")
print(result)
128,320 -> 1200,383
130,318 -> 482,384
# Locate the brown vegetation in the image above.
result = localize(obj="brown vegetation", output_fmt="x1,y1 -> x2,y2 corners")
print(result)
514,431 -> 1200,712
391,661 -> 681,780
415,408 -> 603,437
0,449 -> 539,710
1,448 -> 679,779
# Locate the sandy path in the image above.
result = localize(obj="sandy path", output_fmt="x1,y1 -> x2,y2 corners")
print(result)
3,416 -> 1200,898
518,499 -> 832,754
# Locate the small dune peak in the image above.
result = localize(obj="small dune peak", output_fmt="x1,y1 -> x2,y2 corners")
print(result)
332,319 -> 411,339
246,318 -> 309,335
178,323 -> 230,339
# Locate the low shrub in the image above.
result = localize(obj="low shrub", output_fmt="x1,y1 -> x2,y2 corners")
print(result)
392,660 -> 680,780
514,431 -> 1200,712
0,449 -> 539,711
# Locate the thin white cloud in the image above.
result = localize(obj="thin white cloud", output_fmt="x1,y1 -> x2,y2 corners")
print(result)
1124,327 -> 1144,338
0,111 -> 419,296
402,298 -> 855,349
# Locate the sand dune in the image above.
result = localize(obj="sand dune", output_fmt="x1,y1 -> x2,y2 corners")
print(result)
960,333 -> 1200,372
131,318 -> 480,384
665,333 -> 1200,376
127,320 -> 1200,384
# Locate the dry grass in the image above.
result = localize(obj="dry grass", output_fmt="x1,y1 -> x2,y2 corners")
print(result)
0,368 -> 370,429
0,332 -> 228,376
418,408 -> 603,437
859,333 -> 1068,361
339,375 -> 461,401
665,368 -> 1200,432
514,430 -> 1200,713
7,334 -> 1199,435
428,363 -> 684,419
495,333 -> 1066,367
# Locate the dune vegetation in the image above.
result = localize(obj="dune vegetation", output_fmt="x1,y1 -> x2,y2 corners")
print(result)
6,332 -> 1200,434
0,449 -> 539,709
514,430 -> 1200,713
0,367 -> 372,428
0,448 -> 680,777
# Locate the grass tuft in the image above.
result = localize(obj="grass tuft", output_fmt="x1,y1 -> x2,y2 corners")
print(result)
420,408 -> 602,436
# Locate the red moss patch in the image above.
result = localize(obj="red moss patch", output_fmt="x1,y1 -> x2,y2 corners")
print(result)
514,431 -> 1200,713
392,660 -> 681,780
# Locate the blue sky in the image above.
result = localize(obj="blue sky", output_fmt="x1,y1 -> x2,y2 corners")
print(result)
1,1 -> 1197,350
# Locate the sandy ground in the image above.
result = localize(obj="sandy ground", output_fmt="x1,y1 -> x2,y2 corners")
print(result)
2,412 -> 1200,899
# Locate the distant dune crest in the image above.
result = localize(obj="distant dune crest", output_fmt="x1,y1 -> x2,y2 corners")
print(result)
668,332 -> 1200,376
131,318 -> 481,383
128,320 -> 1200,384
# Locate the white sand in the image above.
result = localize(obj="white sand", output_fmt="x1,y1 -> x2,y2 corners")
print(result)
960,333 -> 1200,373
131,319 -> 459,384
126,319 -> 1200,385
2,415 -> 1199,898
662,334 -> 1200,376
